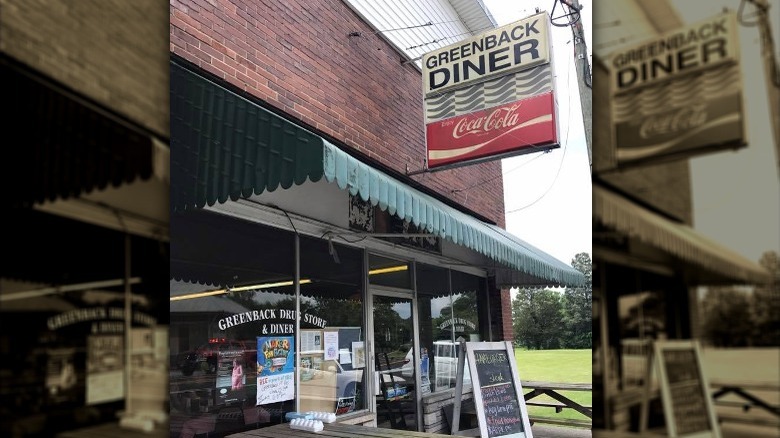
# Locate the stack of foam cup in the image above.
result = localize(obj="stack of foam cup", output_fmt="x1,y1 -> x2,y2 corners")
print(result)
289,418 -> 324,432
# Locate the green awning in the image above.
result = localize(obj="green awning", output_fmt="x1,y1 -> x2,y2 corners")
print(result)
594,185 -> 771,285
4,56 -> 163,208
171,60 -> 584,287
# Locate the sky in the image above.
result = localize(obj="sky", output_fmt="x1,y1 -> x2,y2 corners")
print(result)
672,0 -> 780,263
481,0 -> 779,273
483,0 -> 594,268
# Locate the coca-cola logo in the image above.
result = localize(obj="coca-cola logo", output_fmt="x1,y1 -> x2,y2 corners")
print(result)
639,104 -> 707,139
453,104 -> 522,139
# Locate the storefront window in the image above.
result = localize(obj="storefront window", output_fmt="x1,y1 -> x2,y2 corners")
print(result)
618,290 -> 667,389
368,254 -> 411,289
450,271 -> 483,343
300,236 -> 365,416
1,209 -> 168,437
170,210 -> 296,437
416,265 -> 487,393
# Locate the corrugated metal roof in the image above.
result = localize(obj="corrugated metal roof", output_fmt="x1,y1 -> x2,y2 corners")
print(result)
342,0 -> 497,68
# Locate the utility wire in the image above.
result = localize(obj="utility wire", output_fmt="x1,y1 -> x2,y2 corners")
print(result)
738,0 -> 780,87
374,19 -> 464,34
451,151 -> 551,194
506,40 -> 575,214
375,22 -> 434,33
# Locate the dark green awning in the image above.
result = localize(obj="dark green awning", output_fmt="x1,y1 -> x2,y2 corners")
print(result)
171,60 -> 584,287
3,56 -> 163,208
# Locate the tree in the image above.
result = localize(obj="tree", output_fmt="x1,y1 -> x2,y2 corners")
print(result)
561,252 -> 592,348
700,287 -> 753,347
512,288 -> 564,350
752,251 -> 780,346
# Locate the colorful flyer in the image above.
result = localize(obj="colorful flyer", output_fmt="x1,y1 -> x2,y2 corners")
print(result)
257,336 -> 295,405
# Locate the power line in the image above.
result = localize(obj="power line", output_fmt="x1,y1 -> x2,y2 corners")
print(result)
451,151 -> 551,194
505,41 -> 575,214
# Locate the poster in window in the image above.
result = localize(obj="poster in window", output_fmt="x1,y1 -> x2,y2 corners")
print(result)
324,331 -> 339,361
257,336 -> 294,405
216,348 -> 245,405
45,347 -> 79,404
86,335 -> 124,405
301,330 -> 322,353
336,396 -> 356,415
351,341 -> 365,369
420,347 -> 431,395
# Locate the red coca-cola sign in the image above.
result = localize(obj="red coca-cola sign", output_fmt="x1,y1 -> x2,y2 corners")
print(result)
426,92 -> 558,169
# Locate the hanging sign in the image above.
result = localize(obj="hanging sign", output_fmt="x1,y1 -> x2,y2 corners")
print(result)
609,12 -> 745,167
422,12 -> 559,169
451,341 -> 533,438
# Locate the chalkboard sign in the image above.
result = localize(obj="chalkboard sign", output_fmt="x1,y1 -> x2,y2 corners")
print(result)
452,341 -> 533,438
654,340 -> 720,438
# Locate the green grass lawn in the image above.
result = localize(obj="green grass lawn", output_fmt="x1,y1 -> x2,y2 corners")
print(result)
513,349 -> 592,423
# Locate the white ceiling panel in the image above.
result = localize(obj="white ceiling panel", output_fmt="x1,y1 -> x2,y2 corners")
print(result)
343,0 -> 497,69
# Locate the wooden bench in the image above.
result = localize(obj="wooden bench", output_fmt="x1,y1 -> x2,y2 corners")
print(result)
528,416 -> 593,428
716,413 -> 780,428
710,379 -> 779,429
526,400 -> 594,413
522,381 -> 593,429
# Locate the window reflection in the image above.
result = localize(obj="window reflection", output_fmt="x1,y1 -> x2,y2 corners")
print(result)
170,210 -> 296,437
416,265 -> 486,393
618,290 -> 666,389
300,236 -> 365,415
169,212 -> 368,437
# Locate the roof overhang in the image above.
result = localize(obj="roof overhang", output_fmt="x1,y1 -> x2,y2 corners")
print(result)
594,185 -> 771,285
447,0 -> 497,34
171,60 -> 583,288
2,55 -> 169,240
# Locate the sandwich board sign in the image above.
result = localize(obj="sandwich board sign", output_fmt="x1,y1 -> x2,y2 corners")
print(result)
640,340 -> 720,438
451,341 -> 533,437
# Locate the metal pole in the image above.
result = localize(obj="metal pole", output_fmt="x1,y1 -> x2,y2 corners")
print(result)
563,0 -> 592,173
750,0 -> 780,176
294,233 -> 301,414
124,233 -> 132,416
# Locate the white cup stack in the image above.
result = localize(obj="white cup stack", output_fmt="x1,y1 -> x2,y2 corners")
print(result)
289,418 -> 324,432
305,411 -> 337,423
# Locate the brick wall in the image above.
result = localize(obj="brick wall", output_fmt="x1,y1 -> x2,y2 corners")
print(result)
0,0 -> 170,138
170,0 -> 505,227
592,57 -> 692,224
499,289 -> 513,341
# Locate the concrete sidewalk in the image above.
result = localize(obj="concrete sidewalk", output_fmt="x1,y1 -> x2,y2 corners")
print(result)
531,425 -> 592,438
721,423 -> 780,438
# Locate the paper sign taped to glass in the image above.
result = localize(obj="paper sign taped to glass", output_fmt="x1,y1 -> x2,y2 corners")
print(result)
257,336 -> 295,405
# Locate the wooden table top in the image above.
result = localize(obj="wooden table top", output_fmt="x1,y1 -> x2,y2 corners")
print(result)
226,422 -> 453,438
55,422 -> 168,438
521,381 -> 593,391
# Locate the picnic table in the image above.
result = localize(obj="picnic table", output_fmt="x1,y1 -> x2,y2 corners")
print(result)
522,380 -> 593,428
710,379 -> 780,428
225,422 -> 452,437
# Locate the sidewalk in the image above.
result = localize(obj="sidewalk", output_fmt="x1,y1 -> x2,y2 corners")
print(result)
532,425 -> 592,438
721,423 -> 780,438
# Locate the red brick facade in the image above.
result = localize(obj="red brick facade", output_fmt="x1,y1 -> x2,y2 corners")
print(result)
170,0 -> 505,228
2,0 -> 169,138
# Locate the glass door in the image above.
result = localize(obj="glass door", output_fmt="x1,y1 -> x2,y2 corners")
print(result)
371,294 -> 418,431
